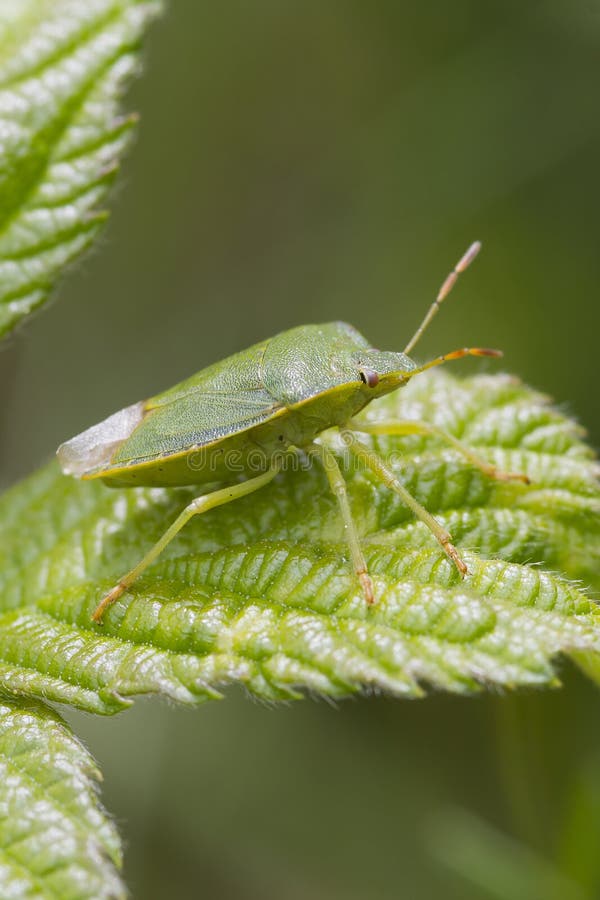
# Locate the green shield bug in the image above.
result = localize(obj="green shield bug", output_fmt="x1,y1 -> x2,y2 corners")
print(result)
58,242 -> 529,623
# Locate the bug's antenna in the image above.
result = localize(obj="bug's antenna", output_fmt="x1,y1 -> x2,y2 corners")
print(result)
405,346 -> 502,380
403,241 -> 482,356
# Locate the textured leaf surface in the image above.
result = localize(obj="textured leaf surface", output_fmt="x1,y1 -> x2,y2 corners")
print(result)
0,0 -> 160,338
0,372 -> 598,713
0,696 -> 123,899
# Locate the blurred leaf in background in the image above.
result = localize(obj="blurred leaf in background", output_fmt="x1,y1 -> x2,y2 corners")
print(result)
0,0 -> 160,339
1,1 -> 599,898
428,807 -> 588,900
0,696 -> 124,899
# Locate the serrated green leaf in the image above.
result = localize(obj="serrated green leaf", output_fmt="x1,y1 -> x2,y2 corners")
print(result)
0,372 -> 599,713
0,0 -> 160,339
0,695 -> 123,899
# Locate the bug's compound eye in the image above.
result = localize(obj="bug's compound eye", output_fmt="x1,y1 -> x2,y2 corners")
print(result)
358,367 -> 379,388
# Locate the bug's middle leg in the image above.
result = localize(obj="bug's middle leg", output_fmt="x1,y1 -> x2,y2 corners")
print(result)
92,463 -> 281,623
308,441 -> 374,604
341,429 -> 468,577
346,418 -> 530,484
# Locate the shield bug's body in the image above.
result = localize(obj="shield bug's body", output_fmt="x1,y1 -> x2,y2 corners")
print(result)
58,243 -> 528,622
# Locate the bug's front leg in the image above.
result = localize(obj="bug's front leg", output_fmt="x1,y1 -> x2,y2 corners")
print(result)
92,463 -> 282,623
346,418 -> 530,484
341,429 -> 469,577
307,441 -> 375,605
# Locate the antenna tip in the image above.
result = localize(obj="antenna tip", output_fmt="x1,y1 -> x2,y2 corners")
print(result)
471,347 -> 503,358
457,240 -> 482,272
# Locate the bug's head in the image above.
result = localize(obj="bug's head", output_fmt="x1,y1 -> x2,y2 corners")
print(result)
354,346 -> 503,398
355,349 -> 417,396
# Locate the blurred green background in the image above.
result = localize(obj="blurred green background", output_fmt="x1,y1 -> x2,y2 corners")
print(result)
2,2 -> 600,897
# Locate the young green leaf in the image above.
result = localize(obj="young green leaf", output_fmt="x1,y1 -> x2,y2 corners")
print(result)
0,0 -> 160,339
0,372 -> 598,713
0,696 -> 123,898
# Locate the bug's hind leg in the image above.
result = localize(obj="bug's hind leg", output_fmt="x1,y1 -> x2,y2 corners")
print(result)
92,463 -> 282,623
346,418 -> 530,484
308,441 -> 374,605
341,429 -> 468,577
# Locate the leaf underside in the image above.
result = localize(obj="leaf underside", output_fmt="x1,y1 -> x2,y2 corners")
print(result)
0,0 -> 160,339
0,372 -> 598,713
0,695 -> 123,899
